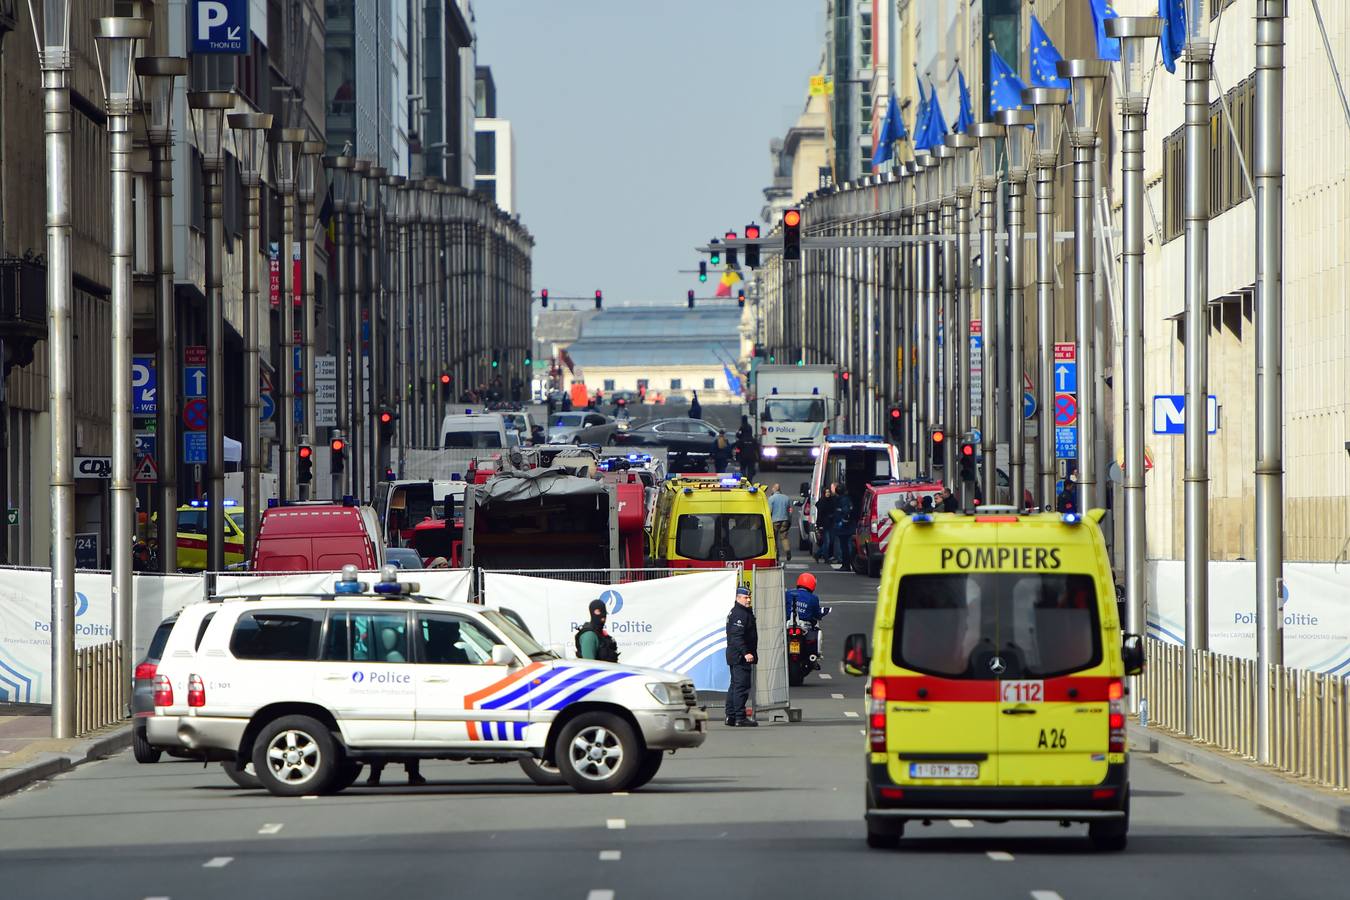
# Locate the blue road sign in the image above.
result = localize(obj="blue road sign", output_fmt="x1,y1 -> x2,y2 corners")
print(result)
190,0 -> 249,54
1152,394 -> 1219,435
1053,360 -> 1078,394
184,366 -> 207,399
132,355 -> 157,415
970,429 -> 982,446
260,391 -> 275,421
134,433 -> 156,458
295,397 -> 304,426
1055,425 -> 1077,460
1023,391 -> 1037,419
970,334 -> 983,352
1054,393 -> 1078,427
183,431 -> 207,465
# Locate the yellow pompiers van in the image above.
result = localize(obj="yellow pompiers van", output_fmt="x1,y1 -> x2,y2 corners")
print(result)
842,506 -> 1144,851
648,474 -> 776,589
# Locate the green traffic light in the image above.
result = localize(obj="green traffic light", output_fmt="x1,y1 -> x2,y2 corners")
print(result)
710,252 -> 721,265
796,359 -> 804,367
524,357 -> 532,367
769,355 -> 776,364
699,273 -> 707,283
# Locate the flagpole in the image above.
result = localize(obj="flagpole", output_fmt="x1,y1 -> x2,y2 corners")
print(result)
936,145 -> 958,478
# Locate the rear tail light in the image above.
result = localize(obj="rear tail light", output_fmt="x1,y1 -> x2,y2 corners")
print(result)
869,678 -> 887,753
187,674 -> 206,708
152,674 -> 173,707
134,661 -> 157,681
788,627 -> 803,638
1108,680 -> 1126,753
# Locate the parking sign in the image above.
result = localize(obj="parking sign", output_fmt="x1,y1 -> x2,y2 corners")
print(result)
191,0 -> 250,54
132,355 -> 157,415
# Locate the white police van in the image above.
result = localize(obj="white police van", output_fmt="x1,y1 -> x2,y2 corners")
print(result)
148,566 -> 706,796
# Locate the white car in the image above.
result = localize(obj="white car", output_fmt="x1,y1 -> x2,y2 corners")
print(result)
148,566 -> 706,796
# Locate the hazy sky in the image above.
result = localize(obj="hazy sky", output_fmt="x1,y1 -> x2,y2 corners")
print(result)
475,1 -> 825,307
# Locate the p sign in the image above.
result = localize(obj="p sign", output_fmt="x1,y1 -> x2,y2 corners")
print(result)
191,0 -> 249,54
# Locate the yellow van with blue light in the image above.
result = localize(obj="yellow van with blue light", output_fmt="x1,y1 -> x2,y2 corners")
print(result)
842,505 -> 1144,851
648,475 -> 775,588
169,500 -> 246,571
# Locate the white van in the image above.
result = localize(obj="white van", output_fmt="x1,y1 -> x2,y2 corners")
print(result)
439,413 -> 516,449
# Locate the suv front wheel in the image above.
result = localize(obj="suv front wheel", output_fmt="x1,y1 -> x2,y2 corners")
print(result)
252,715 -> 338,797
554,712 -> 641,794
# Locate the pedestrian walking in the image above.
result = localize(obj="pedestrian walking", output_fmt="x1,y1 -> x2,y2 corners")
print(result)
832,482 -> 855,570
735,414 -> 754,445
689,391 -> 703,419
712,429 -> 732,472
735,432 -> 760,480
725,585 -> 758,727
768,483 -> 792,563
814,485 -> 838,562
575,599 -> 620,661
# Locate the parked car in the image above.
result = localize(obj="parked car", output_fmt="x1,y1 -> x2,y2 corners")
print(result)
546,410 -> 617,445
384,546 -> 424,569
610,417 -> 719,455
249,500 -> 384,572
850,480 -> 944,577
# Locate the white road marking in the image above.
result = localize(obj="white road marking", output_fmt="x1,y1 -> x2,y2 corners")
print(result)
818,673 -> 833,680
1030,892 -> 1063,900
606,818 -> 626,830
987,851 -> 1015,862
824,600 -> 876,605
786,564 -> 808,570
258,824 -> 284,835
301,795 -> 318,800
844,710 -> 859,718
599,850 -> 622,861
950,819 -> 974,829
831,693 -> 845,699
143,897 -> 171,900
202,858 -> 233,868
613,792 -> 629,797
587,892 -> 615,900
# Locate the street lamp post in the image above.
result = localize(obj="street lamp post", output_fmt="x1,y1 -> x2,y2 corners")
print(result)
135,56 -> 187,573
93,15 -> 150,699
328,156 -> 353,496
935,145 -> 957,477
972,122 -> 1005,500
947,135 -> 977,505
898,163 -> 916,462
1023,86 -> 1069,509
367,165 -> 387,492
1107,16 -> 1163,711
187,90 -> 233,573
349,159 -> 371,500
273,129 -> 305,500
997,108 -> 1035,509
299,139 -> 325,487
1059,59 -> 1110,514
228,111 -> 273,554
28,0 -> 76,740
913,153 -> 936,468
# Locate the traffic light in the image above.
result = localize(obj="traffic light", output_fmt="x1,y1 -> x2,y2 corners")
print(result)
744,223 -> 761,268
687,289 -> 695,309
929,427 -> 945,469
839,370 -> 850,394
439,372 -> 452,395
524,353 -> 532,367
594,289 -> 603,310
378,407 -> 395,441
737,289 -> 745,309
540,288 -> 548,308
491,350 -> 500,369
783,209 -> 801,260
887,405 -> 903,442
698,261 -> 707,282
709,239 -> 721,266
724,230 -> 738,267
330,436 -> 347,474
297,445 -> 314,485
959,437 -> 978,483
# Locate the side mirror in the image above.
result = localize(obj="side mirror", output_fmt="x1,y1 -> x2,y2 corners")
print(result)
491,644 -> 517,667
1121,633 -> 1145,677
842,633 -> 870,677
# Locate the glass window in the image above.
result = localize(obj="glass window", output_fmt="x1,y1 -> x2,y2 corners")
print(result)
147,618 -> 176,660
675,514 -> 768,561
891,573 -> 1101,679
603,379 -> 616,391
443,430 -> 504,448
703,378 -> 715,390
417,613 -> 502,665
230,610 -> 325,661
323,612 -> 410,663
669,379 -> 682,390
195,612 -> 216,651
177,509 -> 207,535
761,398 -> 825,423
484,609 -> 548,656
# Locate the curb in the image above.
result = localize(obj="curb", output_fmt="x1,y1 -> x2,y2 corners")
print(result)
0,725 -> 133,800
1128,723 -> 1350,837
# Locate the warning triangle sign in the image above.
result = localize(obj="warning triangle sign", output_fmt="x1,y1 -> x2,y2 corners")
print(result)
134,455 -> 159,483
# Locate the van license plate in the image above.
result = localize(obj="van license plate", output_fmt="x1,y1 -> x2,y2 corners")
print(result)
909,762 -> 979,779
789,641 -> 801,654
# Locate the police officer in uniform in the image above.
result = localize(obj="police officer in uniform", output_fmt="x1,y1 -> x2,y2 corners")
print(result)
725,585 -> 758,726
575,599 -> 620,662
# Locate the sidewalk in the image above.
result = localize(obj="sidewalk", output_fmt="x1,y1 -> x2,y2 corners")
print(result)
0,703 -> 131,799
1128,722 -> 1350,837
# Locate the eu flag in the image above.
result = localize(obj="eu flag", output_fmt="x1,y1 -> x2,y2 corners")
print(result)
871,94 -> 906,170
1091,0 -> 1121,62
912,74 -> 930,148
919,80 -> 950,150
988,46 -> 1028,114
956,69 -> 975,134
1028,16 -> 1070,89
1159,0 -> 1187,74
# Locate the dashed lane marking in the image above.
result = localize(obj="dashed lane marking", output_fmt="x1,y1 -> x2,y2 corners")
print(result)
844,711 -> 859,718
258,824 -> 284,835
1030,893 -> 1063,900
301,795 -> 319,800
202,858 -> 233,868
606,818 -> 626,830
613,792 -> 629,797
599,850 -> 622,861
831,693 -> 845,699
950,820 -> 974,829
587,892 -> 615,900
818,673 -> 832,680
987,851 -> 1015,862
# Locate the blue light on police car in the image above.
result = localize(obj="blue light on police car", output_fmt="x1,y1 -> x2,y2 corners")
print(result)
189,499 -> 202,508
719,476 -> 740,488
1061,512 -> 1081,525
334,564 -> 365,594
911,513 -> 934,524
747,485 -> 758,493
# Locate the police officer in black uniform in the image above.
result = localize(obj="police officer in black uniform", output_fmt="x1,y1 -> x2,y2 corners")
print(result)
725,585 -> 758,726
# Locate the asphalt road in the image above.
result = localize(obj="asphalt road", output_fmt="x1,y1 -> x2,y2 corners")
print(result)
2,558 -> 1346,900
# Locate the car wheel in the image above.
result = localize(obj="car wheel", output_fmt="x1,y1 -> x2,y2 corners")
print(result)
554,712 -> 642,794
866,822 -> 903,849
252,715 -> 338,797
851,553 -> 865,575
1088,790 -> 1129,851
132,724 -> 162,764
630,749 -> 664,790
518,757 -> 567,786
221,759 -> 261,789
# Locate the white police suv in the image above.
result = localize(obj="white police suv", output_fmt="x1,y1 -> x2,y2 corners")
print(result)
148,566 -> 707,796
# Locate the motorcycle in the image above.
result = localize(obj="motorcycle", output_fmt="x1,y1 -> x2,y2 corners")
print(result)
786,605 -> 831,687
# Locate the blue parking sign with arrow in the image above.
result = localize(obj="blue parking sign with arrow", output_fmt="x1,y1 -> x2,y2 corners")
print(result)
191,0 -> 249,54
1054,361 -> 1078,394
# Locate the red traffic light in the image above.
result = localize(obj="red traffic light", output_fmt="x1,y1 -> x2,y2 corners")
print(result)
724,230 -> 737,241
540,289 -> 548,300
595,290 -> 602,300
745,224 -> 760,240
330,438 -> 346,453
439,373 -> 451,386
841,371 -> 850,381
890,408 -> 901,419
783,209 -> 801,228
298,445 -> 313,459
961,442 -> 976,457
931,429 -> 945,444
379,411 -> 393,424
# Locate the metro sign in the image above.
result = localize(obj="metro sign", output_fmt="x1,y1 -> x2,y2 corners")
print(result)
1152,394 -> 1219,435
191,0 -> 249,55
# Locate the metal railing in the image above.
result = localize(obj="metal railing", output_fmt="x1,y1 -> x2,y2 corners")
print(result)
1140,637 -> 1350,790
74,641 -> 125,736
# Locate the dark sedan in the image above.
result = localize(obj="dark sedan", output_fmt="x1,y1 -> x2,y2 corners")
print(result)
610,417 -> 722,455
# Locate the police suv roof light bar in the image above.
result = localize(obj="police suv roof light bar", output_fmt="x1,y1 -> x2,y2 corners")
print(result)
334,564 -> 368,594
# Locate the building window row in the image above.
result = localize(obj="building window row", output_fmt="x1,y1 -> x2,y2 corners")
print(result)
1161,73 -> 1255,243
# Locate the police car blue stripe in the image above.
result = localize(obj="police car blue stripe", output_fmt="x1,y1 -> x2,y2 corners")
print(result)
503,667 -> 607,711
661,631 -> 727,674
512,722 -> 526,740
652,626 -> 724,671
544,672 -> 636,710
479,666 -> 570,710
